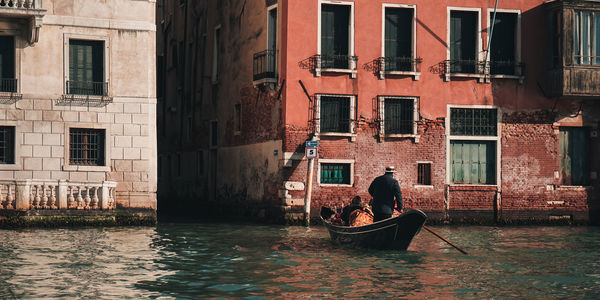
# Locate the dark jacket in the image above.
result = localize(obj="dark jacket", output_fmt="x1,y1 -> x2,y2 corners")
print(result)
368,173 -> 402,215
340,204 -> 364,226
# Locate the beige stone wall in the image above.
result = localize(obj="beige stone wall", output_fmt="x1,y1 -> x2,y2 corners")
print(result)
0,0 -> 157,209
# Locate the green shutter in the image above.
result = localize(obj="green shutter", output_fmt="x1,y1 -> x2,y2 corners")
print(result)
451,141 -> 495,184
450,11 -> 476,61
561,127 -> 590,185
385,8 -> 412,58
321,4 -> 349,56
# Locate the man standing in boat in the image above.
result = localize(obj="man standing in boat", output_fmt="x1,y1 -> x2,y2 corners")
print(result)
368,166 -> 403,222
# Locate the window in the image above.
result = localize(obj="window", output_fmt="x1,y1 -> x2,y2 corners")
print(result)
316,95 -> 355,135
68,39 -> 106,96
234,103 -> 241,134
448,107 -> 498,185
212,26 -> 221,83
319,1 -> 355,73
320,162 -> 351,185
489,12 -> 519,75
268,6 -> 277,53
0,126 -> 15,164
559,127 -> 590,186
210,120 -> 218,148
0,36 -> 16,93
380,97 -> 417,135
383,6 -> 415,72
196,151 -> 204,179
450,141 -> 495,184
417,163 -> 431,185
69,128 -> 105,166
449,10 -> 479,73
574,11 -> 600,65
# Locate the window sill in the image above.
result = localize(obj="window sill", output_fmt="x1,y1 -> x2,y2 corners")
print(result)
0,163 -> 21,171
315,68 -> 357,78
379,71 -> 420,81
488,74 -> 524,84
414,184 -> 433,189
63,165 -> 111,172
444,72 -> 486,83
317,132 -> 356,142
381,134 -> 420,143
556,185 -> 591,190
319,183 -> 352,187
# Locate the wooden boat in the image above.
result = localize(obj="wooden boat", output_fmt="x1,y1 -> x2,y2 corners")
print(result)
320,206 -> 427,250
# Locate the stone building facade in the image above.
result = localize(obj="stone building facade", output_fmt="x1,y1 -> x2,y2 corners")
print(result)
0,0 -> 157,220
157,0 -> 599,224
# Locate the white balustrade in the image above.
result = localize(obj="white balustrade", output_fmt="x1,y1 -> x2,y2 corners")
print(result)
0,0 -> 37,9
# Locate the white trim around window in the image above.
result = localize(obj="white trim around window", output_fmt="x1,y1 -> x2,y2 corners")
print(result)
380,3 -> 419,80
486,8 -> 523,82
377,96 -> 420,142
63,33 -> 110,96
317,0 -> 356,78
63,123 -> 111,172
315,94 -> 356,141
317,158 -> 355,187
446,7 -> 483,82
445,104 -> 502,186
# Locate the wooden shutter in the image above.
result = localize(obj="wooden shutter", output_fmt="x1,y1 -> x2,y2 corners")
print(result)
452,141 -> 495,184
385,8 -> 412,58
450,11 -> 476,61
321,4 -> 349,56
560,127 -> 590,185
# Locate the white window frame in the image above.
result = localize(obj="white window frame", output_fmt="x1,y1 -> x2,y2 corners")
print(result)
63,33 -> 110,96
211,25 -> 221,84
378,96 -> 419,142
317,0 -> 356,78
380,3 -> 419,80
0,121 -> 21,171
315,94 -> 356,141
486,8 -> 523,82
445,104 -> 501,186
446,7 -> 483,82
317,158 -> 355,187
415,160 -> 434,188
63,123 -> 111,172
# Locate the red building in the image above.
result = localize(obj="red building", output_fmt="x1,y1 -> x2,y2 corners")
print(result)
157,0 -> 600,224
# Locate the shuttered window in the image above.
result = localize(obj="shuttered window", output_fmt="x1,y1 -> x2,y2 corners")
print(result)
450,11 -> 477,73
384,97 -> 414,134
451,141 -> 495,184
69,40 -> 104,95
385,7 -> 412,71
320,163 -> 351,184
321,4 -> 350,69
320,96 -> 351,133
559,127 -> 590,186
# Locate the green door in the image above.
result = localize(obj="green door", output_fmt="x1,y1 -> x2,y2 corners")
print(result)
559,127 -> 589,185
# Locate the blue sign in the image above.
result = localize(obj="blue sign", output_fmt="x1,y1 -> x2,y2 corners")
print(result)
306,141 -> 319,147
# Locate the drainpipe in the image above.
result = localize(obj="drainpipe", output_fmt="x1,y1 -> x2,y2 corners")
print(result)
304,136 -> 317,227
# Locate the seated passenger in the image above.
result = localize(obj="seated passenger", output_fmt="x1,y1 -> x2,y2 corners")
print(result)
340,196 -> 364,226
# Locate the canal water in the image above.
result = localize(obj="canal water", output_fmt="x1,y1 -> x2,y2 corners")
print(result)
1,223 -> 599,299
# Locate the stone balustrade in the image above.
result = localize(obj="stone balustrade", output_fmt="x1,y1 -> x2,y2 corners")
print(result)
0,180 -> 116,210
0,0 -> 38,9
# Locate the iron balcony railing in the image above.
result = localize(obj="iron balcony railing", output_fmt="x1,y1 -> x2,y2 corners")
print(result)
313,54 -> 358,70
66,80 -> 108,96
442,60 -> 524,76
253,50 -> 277,82
379,56 -> 422,73
0,78 -> 17,93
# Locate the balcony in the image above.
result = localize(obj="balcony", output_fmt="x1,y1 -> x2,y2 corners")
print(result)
253,50 -> 277,86
0,78 -> 21,104
0,0 -> 46,45
57,80 -> 112,107
377,57 -> 422,80
309,54 -> 358,78
441,60 -> 524,83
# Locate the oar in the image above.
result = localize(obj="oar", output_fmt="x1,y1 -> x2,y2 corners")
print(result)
395,209 -> 468,255
422,225 -> 468,255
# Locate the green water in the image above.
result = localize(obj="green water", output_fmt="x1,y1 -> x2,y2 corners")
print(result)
1,224 -> 599,299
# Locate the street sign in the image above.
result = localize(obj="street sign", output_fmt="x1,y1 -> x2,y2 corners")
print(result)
306,147 -> 318,158
306,141 -> 319,147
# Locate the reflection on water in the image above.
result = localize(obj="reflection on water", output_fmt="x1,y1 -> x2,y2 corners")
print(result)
1,224 -> 599,299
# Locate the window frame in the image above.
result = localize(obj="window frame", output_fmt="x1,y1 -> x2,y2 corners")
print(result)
445,104 -> 501,186
317,0 -> 356,77
209,120 -> 218,149
0,33 -> 22,94
234,103 -> 242,135
0,122 -> 20,170
317,158 -> 354,187
446,7 -> 483,81
573,10 -> 600,66
211,25 -> 221,84
486,8 -> 523,81
63,34 -> 110,97
315,93 -> 356,140
380,3 -> 419,80
378,95 -> 419,141
558,126 -> 591,186
416,161 -> 433,187
63,123 -> 111,172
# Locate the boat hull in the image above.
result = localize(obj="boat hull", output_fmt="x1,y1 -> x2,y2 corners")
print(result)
321,208 -> 427,250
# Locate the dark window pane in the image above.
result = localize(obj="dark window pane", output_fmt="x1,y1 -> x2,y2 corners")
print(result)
320,96 -> 350,133
69,40 -> 105,95
490,12 -> 517,75
417,163 -> 431,185
450,108 -> 497,136
0,126 -> 15,164
384,98 -> 414,134
321,4 -> 350,69
385,7 -> 412,72
69,128 -> 105,166
450,11 -> 477,73
559,127 -> 590,185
